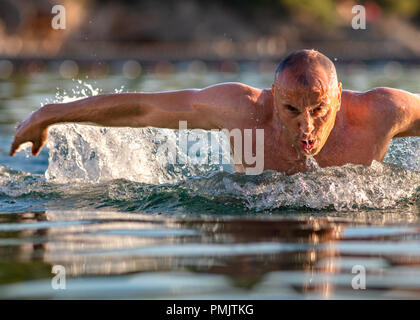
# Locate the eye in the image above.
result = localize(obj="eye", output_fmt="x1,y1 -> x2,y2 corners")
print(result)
311,104 -> 326,115
284,104 -> 298,113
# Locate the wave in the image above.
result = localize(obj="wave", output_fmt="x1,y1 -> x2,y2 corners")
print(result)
1,160 -> 419,213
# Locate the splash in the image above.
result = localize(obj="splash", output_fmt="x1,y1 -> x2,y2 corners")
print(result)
1,161 -> 419,213
384,137 -> 420,172
183,162 -> 419,211
305,156 -> 321,171
10,81 -> 416,212
45,81 -> 231,184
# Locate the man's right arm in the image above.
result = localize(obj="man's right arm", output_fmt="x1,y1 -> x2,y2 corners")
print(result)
10,82 -> 259,156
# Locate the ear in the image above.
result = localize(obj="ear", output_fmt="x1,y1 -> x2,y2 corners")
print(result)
271,83 -> 275,95
336,82 -> 342,111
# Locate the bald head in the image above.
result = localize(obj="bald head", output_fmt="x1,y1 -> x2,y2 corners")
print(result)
271,49 -> 342,157
275,49 -> 337,90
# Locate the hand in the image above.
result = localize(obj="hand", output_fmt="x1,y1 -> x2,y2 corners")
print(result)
9,109 -> 49,157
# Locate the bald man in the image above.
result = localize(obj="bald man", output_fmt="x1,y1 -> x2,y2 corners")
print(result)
9,49 -> 420,175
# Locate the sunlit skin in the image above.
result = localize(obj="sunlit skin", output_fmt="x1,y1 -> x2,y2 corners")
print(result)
9,50 -> 420,175
272,64 -> 342,158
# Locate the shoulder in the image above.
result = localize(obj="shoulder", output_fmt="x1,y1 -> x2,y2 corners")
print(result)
342,87 -> 416,136
193,82 -> 271,127
343,87 -> 404,107
360,87 -> 413,105
195,82 -> 262,105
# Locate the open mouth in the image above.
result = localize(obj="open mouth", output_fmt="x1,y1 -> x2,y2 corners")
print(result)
299,139 -> 315,151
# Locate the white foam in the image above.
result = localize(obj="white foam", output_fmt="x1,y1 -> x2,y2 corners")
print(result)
42,81 -> 419,211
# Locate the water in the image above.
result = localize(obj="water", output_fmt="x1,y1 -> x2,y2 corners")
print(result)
0,65 -> 419,299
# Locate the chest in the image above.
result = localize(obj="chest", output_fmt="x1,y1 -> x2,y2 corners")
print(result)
314,124 -> 391,168
259,123 -> 392,173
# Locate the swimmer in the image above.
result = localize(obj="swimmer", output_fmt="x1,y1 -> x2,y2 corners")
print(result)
9,49 -> 420,175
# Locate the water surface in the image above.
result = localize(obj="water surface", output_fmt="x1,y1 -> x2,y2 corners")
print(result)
0,65 -> 419,299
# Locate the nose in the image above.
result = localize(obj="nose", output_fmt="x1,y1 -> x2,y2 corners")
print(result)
299,112 -> 314,136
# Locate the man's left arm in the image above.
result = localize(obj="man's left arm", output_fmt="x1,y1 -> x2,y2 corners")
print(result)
393,91 -> 420,137
370,87 -> 420,138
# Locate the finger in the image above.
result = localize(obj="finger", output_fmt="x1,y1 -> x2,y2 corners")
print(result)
31,141 -> 42,156
9,138 -> 19,157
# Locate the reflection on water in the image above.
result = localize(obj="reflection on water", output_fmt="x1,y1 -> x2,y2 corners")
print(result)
1,209 -> 420,299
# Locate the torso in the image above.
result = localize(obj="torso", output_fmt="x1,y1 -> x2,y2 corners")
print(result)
230,89 -> 394,175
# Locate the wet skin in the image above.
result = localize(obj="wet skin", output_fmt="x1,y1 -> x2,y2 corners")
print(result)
229,74 -> 419,174
9,67 -> 420,175
240,87 -> 396,175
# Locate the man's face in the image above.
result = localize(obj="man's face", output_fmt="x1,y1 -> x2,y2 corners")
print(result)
272,69 -> 342,157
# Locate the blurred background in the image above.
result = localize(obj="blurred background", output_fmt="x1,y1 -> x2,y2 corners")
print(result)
1,0 -> 420,79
